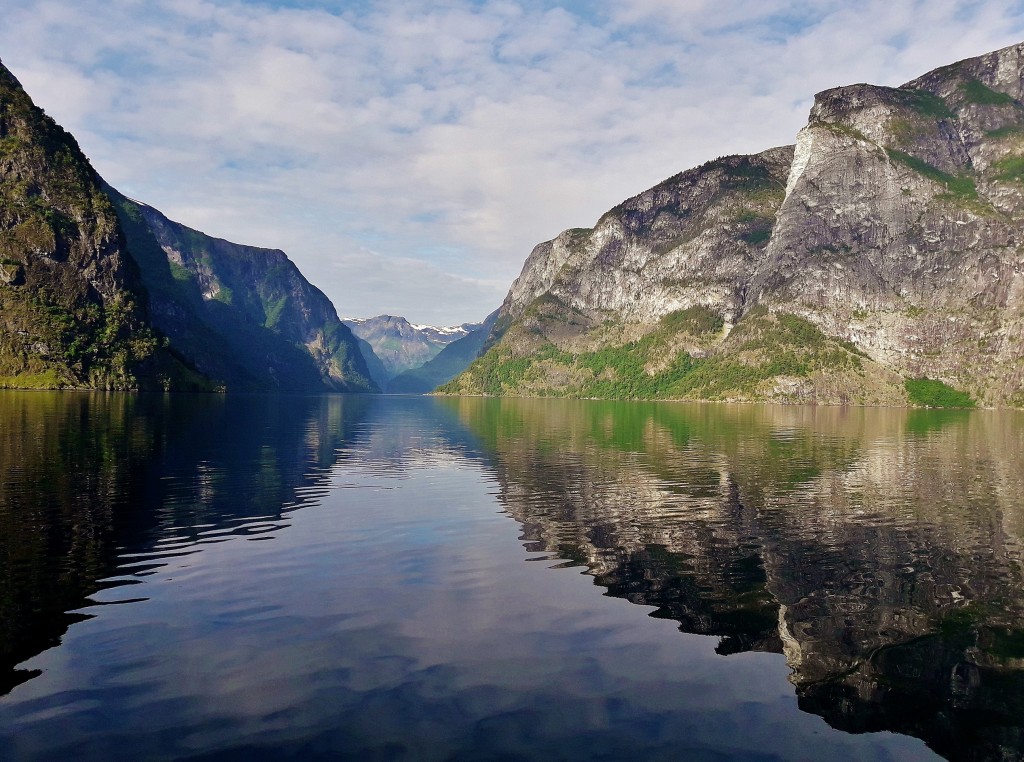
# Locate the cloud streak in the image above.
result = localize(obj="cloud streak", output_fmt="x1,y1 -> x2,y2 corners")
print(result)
3,0 -> 1024,324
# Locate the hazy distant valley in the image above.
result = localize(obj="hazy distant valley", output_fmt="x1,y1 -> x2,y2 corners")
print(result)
342,314 -> 487,392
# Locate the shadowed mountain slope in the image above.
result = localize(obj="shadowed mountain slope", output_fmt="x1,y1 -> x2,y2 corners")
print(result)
0,59 -> 375,393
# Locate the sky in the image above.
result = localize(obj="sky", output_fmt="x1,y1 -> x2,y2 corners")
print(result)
3,1 -> 1024,326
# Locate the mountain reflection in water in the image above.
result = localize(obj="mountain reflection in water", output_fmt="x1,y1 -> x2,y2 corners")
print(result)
0,392 -> 371,694
0,393 -> 1022,760
445,398 -> 1024,761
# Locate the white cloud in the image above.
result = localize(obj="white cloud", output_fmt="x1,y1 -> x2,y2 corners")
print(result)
2,0 -> 1023,324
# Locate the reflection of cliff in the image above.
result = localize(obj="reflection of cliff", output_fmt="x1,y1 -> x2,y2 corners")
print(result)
0,392 -> 370,696
762,415 -> 1024,760
447,398 -> 1024,762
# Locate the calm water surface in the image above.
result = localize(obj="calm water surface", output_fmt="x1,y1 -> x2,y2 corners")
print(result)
1,393 -> 1022,761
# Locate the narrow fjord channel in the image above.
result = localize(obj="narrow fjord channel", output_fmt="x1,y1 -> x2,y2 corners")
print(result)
1,392 -> 1021,760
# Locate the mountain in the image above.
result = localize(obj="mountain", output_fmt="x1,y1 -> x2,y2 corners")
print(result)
388,310 -> 499,393
0,59 -> 375,393
445,42 -> 1024,408
0,61 -> 186,389
352,336 -> 390,391
343,315 -> 482,388
109,192 -> 376,392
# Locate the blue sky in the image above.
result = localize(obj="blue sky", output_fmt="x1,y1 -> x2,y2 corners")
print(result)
3,1 -> 1024,325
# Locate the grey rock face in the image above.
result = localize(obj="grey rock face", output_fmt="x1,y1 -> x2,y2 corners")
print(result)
499,147 -> 793,328
470,41 -> 1024,406
752,42 -> 1024,404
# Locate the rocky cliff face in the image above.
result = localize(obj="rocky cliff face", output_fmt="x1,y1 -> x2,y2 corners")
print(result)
111,194 -> 376,392
0,62 -> 160,388
0,58 -> 375,393
752,44 -> 1024,406
450,42 -> 1024,407
500,147 -> 792,326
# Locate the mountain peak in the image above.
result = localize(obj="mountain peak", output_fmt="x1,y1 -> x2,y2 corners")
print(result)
903,39 -> 1024,100
342,314 -> 484,386
445,39 -> 1024,407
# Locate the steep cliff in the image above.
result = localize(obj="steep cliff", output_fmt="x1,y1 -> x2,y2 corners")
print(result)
448,42 -> 1024,407
110,193 -> 376,393
751,44 -> 1024,406
0,58 -> 375,393
0,61 -> 164,388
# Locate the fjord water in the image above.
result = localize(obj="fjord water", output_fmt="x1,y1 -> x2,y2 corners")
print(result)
1,395 -> 1022,761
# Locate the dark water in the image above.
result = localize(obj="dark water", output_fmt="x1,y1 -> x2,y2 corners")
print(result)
1,394 -> 1022,761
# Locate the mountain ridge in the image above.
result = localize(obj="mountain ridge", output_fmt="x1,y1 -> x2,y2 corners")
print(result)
388,310 -> 499,393
344,314 -> 483,388
112,191 -> 376,392
0,58 -> 375,393
444,41 -> 1024,408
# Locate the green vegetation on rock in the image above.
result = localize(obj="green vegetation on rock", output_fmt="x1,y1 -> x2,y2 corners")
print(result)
814,121 -> 871,142
442,309 -> 867,402
994,155 -> 1024,183
985,124 -> 1024,139
960,79 -> 1017,107
658,305 -> 725,336
884,148 -> 978,200
900,88 -> 955,119
904,378 -> 975,408
740,227 -> 772,246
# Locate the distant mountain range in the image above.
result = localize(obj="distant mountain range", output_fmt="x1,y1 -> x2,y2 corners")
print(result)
443,41 -> 1024,408
387,311 -> 498,393
342,314 -> 489,392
